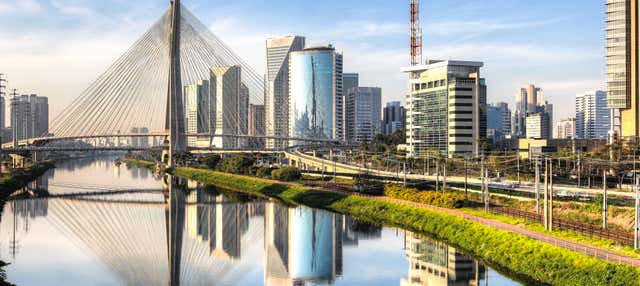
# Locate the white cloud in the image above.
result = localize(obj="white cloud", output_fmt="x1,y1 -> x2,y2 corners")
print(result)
0,0 -> 43,14
50,0 -> 96,17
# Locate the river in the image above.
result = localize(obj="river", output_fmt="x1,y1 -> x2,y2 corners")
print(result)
0,157 -> 524,285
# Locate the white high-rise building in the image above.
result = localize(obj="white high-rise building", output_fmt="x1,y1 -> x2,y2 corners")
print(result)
526,112 -> 550,139
184,80 -> 212,147
345,87 -> 382,142
555,118 -> 576,139
238,84 -> 249,148
0,95 -> 5,132
211,66 -> 241,149
575,90 -> 610,139
265,36 -> 305,149
402,60 -> 487,158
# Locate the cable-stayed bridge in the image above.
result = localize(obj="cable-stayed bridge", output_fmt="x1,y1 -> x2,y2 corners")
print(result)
1,0 -> 341,164
2,175 -> 351,285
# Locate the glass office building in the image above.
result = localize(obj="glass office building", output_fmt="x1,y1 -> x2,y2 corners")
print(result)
289,46 -> 343,144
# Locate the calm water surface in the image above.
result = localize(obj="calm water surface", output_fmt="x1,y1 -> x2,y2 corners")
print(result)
0,157 -> 523,285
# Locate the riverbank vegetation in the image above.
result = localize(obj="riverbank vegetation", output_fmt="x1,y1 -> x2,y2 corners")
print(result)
384,185 -> 466,208
168,166 -> 640,286
121,158 -> 157,169
0,162 -> 54,196
0,261 -> 13,286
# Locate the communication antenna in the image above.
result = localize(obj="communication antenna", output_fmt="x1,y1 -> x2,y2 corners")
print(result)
410,0 -> 423,66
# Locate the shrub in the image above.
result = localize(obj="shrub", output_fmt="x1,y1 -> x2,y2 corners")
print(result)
216,155 -> 254,175
203,155 -> 221,170
384,185 -> 466,208
271,167 -> 301,181
255,166 -> 273,178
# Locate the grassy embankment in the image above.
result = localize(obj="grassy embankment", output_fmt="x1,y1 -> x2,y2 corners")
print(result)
0,161 -> 53,286
0,162 -> 54,196
168,166 -> 640,286
120,158 -> 157,170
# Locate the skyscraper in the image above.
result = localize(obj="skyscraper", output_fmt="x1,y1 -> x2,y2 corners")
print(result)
513,84 -> 542,138
10,94 -> 48,143
35,96 -> 48,137
487,102 -> 511,142
383,101 -> 406,135
265,36 -> 305,149
555,118 -> 576,139
343,73 -> 359,93
211,66 -> 241,149
184,80 -> 211,147
248,104 -> 265,148
526,112 -> 550,139
402,60 -> 487,158
606,0 -> 639,139
0,95 -> 5,132
238,84 -> 250,148
576,90 -> 610,139
345,87 -> 382,142
289,46 -> 343,145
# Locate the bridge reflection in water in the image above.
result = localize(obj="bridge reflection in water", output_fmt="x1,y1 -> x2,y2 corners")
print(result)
0,161 -> 513,286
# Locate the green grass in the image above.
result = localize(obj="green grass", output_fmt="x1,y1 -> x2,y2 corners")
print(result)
169,166 -> 640,286
0,162 -> 54,196
463,208 -> 640,259
121,158 -> 157,169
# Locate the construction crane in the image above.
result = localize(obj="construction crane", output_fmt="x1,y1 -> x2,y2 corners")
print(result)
410,0 -> 422,66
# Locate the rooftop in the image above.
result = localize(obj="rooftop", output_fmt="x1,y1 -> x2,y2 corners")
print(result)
400,60 -> 484,73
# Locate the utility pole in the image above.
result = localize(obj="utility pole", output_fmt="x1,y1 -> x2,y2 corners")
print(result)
484,168 -> 489,212
332,148 -> 337,187
403,159 -> 407,187
634,148 -> 639,249
535,158 -> 540,214
481,157 -> 485,207
517,154 -> 521,184
577,152 -> 581,187
464,158 -> 468,198
436,159 -> 440,191
549,157 -> 554,231
443,158 -> 447,191
423,156 -> 427,176
544,157 -> 549,229
603,170 -> 608,229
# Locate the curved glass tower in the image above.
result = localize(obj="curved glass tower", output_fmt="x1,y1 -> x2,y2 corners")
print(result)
289,46 -> 343,144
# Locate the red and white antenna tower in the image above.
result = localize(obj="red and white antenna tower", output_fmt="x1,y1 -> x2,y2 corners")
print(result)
410,0 -> 422,66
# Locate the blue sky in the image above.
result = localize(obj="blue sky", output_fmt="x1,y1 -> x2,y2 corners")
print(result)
0,0 -> 606,123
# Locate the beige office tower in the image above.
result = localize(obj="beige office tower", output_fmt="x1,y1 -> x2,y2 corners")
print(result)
606,0 -> 639,140
265,36 -> 306,149
210,66 -> 241,149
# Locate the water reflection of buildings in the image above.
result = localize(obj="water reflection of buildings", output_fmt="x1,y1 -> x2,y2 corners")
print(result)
186,189 -> 249,260
401,232 -> 485,286
265,202 -> 341,285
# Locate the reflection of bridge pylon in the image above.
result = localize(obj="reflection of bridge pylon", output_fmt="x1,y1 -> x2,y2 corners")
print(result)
164,175 -> 186,286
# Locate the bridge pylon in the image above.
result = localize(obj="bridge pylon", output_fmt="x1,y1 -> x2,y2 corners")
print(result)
164,0 -> 187,167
